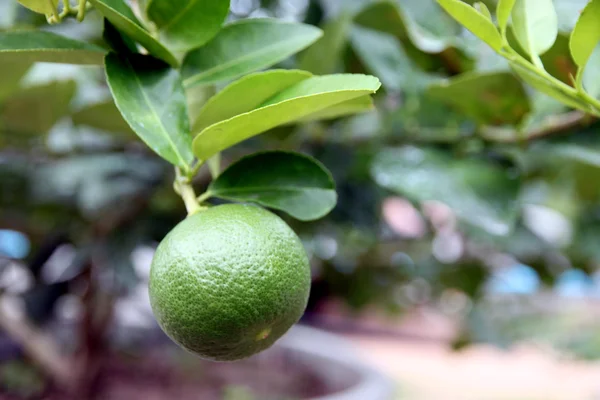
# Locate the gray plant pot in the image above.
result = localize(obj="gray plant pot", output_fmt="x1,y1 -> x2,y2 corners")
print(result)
277,325 -> 395,400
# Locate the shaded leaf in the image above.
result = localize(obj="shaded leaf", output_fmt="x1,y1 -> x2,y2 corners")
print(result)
427,72 -> 530,126
299,96 -> 374,122
193,69 -> 311,133
105,53 -> 193,169
17,0 -> 58,15
540,33 -> 577,86
496,0 -> 517,33
0,59 -> 32,102
192,74 -> 381,160
437,0 -> 502,51
103,18 -> 138,54
299,12 -> 352,75
350,26 -> 439,92
371,146 -> 519,235
71,101 -> 134,135
0,31 -> 106,65
89,0 -> 178,66
208,151 -> 336,221
182,19 -> 322,88
2,80 -> 76,135
147,0 -> 230,53
511,0 -> 558,57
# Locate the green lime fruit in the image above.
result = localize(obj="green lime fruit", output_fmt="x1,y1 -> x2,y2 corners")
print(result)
149,204 -> 311,361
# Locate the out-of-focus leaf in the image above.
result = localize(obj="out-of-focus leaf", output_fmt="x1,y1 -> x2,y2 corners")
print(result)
0,31 -> 106,65
511,0 -> 558,57
555,0 -> 589,32
427,72 -> 530,126
372,146 -> 520,235
105,53 -> 193,169
89,0 -> 178,66
147,0 -> 230,53
0,59 -> 32,102
437,0 -> 502,51
208,151 -> 336,221
192,74 -> 381,160
192,70 -> 311,133
350,26 -> 439,92
71,101 -> 134,136
2,80 -> 76,135
182,19 -> 322,88
299,12 -> 352,75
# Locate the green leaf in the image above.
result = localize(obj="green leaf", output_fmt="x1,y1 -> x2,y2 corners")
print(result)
207,151 -> 337,221
511,0 -> 558,57
427,72 -> 530,126
147,0 -> 230,53
371,146 -> 519,236
0,59 -> 32,102
299,12 -> 352,75
474,2 -> 492,21
355,0 -> 452,54
193,69 -> 312,133
72,101 -> 134,136
89,0 -> 178,67
299,96 -> 374,122
569,0 -> 600,88
192,74 -> 381,160
103,18 -> 138,54
2,80 -> 76,135
437,0 -> 503,51
17,0 -> 58,15
0,31 -> 106,65
182,19 -> 322,88
105,53 -> 193,169
350,26 -> 439,92
497,0 -> 517,33
509,61 -> 595,113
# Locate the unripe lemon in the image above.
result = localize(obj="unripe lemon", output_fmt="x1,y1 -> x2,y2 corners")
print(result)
149,204 -> 311,361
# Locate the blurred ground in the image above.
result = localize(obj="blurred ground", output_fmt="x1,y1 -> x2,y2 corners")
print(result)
340,307 -> 600,400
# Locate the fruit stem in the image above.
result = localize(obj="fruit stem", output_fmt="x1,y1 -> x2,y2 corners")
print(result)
174,167 -> 205,216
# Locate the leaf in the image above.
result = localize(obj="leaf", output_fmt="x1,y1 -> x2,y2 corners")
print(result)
72,101 -> 134,135
437,0 -> 503,51
147,0 -> 230,53
511,0 -> 558,57
355,0 -> 452,54
299,96 -> 374,122
105,53 -> 193,169
299,12 -> 352,75
371,146 -> 519,236
350,26 -> 439,92
569,0 -> 600,88
2,80 -> 76,135
497,0 -> 517,33
193,70 -> 312,133
192,74 -> 381,160
89,0 -> 178,67
427,72 -> 530,126
0,59 -> 32,102
103,18 -> 138,54
0,31 -> 106,65
182,19 -> 322,88
17,0 -> 58,15
474,2 -> 492,21
207,151 -> 337,221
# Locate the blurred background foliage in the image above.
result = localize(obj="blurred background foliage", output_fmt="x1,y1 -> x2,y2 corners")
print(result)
2,0 -> 600,372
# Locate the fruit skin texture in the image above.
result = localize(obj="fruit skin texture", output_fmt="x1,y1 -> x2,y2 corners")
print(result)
149,204 -> 311,361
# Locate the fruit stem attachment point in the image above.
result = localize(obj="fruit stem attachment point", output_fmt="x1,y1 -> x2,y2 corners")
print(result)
174,167 -> 205,216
